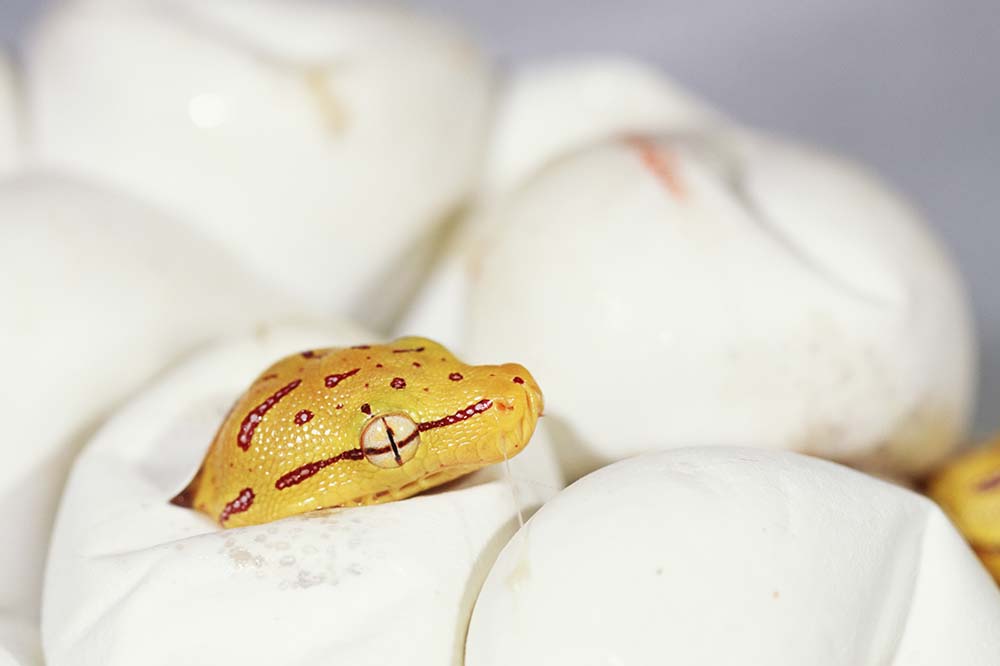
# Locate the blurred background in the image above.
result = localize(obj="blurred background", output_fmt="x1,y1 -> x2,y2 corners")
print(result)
1,0 -> 997,432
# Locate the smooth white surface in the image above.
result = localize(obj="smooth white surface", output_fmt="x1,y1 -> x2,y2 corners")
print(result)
0,173 -> 303,625
466,448 -> 1000,665
0,53 -> 18,176
465,130 -> 974,480
43,326 -> 563,666
392,226 -> 472,353
481,56 -> 721,199
26,0 -> 493,325
0,616 -> 40,666
397,56 -> 720,351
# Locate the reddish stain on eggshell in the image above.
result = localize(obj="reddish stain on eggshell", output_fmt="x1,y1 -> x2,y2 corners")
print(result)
627,136 -> 686,200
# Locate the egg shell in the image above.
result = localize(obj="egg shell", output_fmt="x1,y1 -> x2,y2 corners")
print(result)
42,326 -> 563,666
465,131 -> 974,480
0,173 -> 309,625
466,448 -> 1000,666
397,56 -> 721,350
0,616 -> 40,666
481,55 -> 722,200
392,224 -> 473,352
25,0 -> 493,326
0,51 -> 18,176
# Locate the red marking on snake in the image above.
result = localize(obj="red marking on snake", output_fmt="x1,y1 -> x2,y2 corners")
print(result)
219,487 -> 255,523
512,376 -> 525,384
365,431 -> 419,459
390,377 -> 407,389
393,347 -> 425,354
449,372 -> 463,381
395,429 -> 420,449
360,403 -> 371,415
973,542 -> 1000,557
237,379 -> 301,451
275,449 -> 365,490
325,368 -> 360,388
294,409 -> 314,426
976,471 -> 1000,492
627,136 -> 685,200
418,399 -> 493,432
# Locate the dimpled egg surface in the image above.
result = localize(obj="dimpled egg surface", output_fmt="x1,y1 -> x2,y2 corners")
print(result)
466,448 -> 1000,665
173,337 -> 543,527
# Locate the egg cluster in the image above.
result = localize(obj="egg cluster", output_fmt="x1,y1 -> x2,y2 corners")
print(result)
2,2 -> 997,666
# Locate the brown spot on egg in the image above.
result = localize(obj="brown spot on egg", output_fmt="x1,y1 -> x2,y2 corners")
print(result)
626,136 -> 686,200
390,377 -> 407,390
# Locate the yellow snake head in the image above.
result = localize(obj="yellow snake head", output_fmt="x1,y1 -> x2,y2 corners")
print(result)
928,435 -> 1000,583
171,336 -> 543,528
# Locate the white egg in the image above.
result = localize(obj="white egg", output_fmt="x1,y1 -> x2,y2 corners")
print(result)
392,224 -> 474,352
0,51 -> 19,176
481,55 -> 722,200
0,615 -> 40,666
0,173 -> 305,626
42,326 -> 564,666
465,130 -> 974,480
466,448 -> 1000,665
397,56 -> 721,351
25,0 -> 493,327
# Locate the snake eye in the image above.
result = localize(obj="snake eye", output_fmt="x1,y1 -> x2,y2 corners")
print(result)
361,413 -> 421,469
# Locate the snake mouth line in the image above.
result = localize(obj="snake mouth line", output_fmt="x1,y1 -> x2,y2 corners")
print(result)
340,467 -> 480,507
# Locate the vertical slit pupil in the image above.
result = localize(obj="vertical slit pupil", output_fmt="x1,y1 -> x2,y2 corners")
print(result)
382,417 -> 403,465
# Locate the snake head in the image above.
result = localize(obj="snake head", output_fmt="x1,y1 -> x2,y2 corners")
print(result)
171,336 -> 543,527
348,338 -> 544,501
